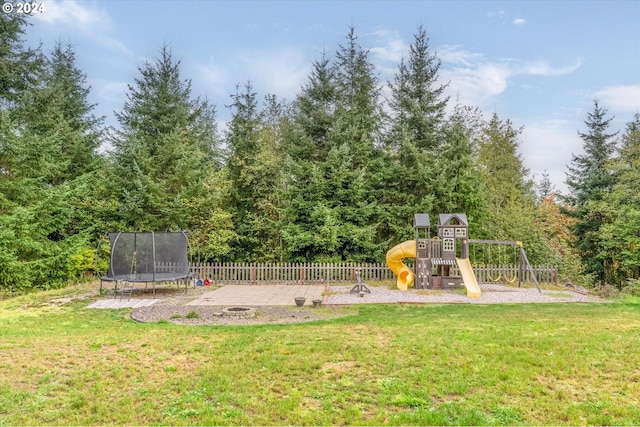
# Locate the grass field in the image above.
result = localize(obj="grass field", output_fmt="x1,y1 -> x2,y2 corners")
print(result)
1,284 -> 639,426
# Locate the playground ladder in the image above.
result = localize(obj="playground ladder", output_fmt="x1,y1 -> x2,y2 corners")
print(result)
119,280 -> 135,301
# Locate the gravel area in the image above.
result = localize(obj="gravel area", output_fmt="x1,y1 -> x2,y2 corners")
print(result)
130,303 -> 354,326
326,283 -> 605,305
129,283 -> 605,325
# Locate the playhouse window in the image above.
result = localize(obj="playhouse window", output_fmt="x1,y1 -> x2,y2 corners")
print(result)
443,238 -> 454,252
442,228 -> 454,237
455,228 -> 467,237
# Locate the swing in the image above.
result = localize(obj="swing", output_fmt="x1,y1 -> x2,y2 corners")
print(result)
486,245 -> 502,282
503,245 -> 518,283
471,244 -> 486,268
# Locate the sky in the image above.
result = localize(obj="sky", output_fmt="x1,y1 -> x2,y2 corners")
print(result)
22,0 -> 640,194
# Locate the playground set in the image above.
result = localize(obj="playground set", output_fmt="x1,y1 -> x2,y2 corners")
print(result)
385,213 -> 540,298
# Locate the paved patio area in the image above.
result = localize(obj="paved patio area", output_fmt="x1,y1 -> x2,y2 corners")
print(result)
86,299 -> 159,309
87,284 -> 327,309
187,284 -> 326,306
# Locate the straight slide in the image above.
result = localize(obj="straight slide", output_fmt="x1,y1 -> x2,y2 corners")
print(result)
456,257 -> 481,298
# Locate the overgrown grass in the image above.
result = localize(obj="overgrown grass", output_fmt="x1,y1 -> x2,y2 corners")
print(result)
1,285 -> 639,425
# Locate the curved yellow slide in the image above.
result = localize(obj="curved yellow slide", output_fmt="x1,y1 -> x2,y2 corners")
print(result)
456,257 -> 481,298
386,240 -> 416,290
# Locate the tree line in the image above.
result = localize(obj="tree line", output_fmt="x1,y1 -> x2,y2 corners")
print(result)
1,14 -> 638,292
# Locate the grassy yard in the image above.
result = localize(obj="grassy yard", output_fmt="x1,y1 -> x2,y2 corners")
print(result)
1,285 -> 639,426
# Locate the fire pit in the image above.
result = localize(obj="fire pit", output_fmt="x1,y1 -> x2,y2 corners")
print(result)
220,306 -> 256,318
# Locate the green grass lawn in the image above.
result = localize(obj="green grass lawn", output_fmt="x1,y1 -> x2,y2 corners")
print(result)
1,286 -> 639,426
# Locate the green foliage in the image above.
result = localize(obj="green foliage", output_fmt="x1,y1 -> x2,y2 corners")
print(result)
7,21 -> 630,289
109,44 -> 224,233
225,85 -> 288,261
0,12 -> 42,108
564,100 -> 619,285
0,35 -> 106,290
596,113 -> 640,287
281,27 -> 385,262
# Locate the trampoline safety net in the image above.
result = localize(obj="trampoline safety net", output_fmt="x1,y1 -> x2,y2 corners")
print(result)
105,231 -> 190,283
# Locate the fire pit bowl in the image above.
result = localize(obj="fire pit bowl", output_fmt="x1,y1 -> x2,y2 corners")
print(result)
221,306 -> 256,318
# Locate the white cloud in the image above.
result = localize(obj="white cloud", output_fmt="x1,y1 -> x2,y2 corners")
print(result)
239,48 -> 310,101
487,10 -> 506,19
520,119 -> 582,194
98,81 -> 128,104
439,45 -> 485,67
441,63 -> 510,109
513,18 -> 527,26
594,84 -> 640,113
520,59 -> 583,76
194,59 -> 229,97
33,0 -> 109,29
32,0 -> 132,57
438,45 -> 582,110
369,29 -> 406,65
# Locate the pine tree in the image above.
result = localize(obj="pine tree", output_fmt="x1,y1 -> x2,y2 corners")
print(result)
0,36 -> 107,290
431,105 -> 486,233
225,83 -> 289,261
0,12 -> 41,108
380,25 -> 449,243
597,114 -> 640,287
565,100 -> 618,206
11,40 -> 104,186
110,45 -> 223,233
388,25 -> 448,153
282,27 -> 385,262
476,113 -> 548,262
281,54 -> 341,261
564,100 -> 618,285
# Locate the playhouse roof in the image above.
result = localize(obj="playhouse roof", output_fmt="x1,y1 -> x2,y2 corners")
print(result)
413,213 -> 431,228
438,213 -> 468,227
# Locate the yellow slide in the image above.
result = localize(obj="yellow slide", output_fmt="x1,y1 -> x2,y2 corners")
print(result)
456,257 -> 481,298
386,240 -> 416,290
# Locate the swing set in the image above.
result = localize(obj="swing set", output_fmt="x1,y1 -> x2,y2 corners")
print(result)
469,239 -> 541,292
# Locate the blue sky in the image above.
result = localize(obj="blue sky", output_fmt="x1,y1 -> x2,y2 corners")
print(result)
24,0 -> 640,193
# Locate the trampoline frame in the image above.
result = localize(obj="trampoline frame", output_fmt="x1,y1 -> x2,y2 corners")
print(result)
99,231 -> 193,297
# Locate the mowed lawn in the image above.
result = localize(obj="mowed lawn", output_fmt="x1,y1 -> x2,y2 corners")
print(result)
1,288 -> 639,426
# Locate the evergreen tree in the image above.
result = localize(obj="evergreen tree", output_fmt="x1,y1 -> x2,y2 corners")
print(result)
431,104 -> 486,234
534,170 -> 555,203
597,114 -> 640,287
476,113 -> 548,262
281,54 -> 341,261
0,37 -> 107,290
387,25 -> 448,153
225,83 -> 289,261
291,51 -> 337,162
0,12 -> 41,108
282,27 -> 385,262
110,45 -> 224,234
565,100 -> 618,206
380,25 -> 449,243
564,100 -> 618,285
11,40 -> 103,186
333,26 -> 382,161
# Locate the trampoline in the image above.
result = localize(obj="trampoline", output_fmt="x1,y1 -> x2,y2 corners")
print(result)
99,231 -> 193,297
